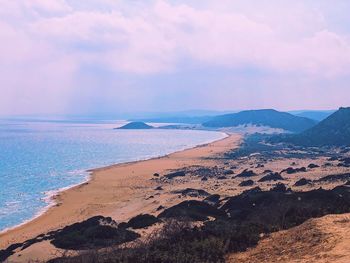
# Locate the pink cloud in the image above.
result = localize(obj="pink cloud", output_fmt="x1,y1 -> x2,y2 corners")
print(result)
1,0 -> 350,114
21,0 -> 350,75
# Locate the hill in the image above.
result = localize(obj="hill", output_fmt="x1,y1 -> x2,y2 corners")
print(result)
130,116 -> 212,124
284,107 -> 350,146
202,109 -> 316,133
290,110 -> 335,121
227,213 -> 350,263
129,110 -> 234,124
117,122 -> 154,130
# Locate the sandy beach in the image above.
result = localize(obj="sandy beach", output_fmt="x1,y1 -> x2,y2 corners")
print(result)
2,130 -> 350,263
0,133 -> 242,261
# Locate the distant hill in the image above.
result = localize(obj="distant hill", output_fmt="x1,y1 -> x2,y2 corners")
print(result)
129,110 -> 235,124
131,116 -> 212,125
283,107 -> 350,146
117,122 -> 154,130
202,109 -> 316,133
290,110 -> 335,121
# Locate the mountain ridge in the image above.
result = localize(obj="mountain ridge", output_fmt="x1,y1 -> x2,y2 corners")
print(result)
202,109 -> 316,133
284,107 -> 350,146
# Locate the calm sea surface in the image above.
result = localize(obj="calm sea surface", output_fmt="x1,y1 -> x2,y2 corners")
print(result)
0,119 -> 226,231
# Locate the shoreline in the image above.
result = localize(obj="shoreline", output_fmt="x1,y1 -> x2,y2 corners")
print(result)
0,131 -> 227,235
0,172 -> 91,235
0,132 -> 236,250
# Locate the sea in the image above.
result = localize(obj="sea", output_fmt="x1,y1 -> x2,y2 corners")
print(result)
0,119 -> 226,232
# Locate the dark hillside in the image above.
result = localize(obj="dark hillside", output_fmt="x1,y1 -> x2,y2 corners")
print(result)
203,109 -> 316,133
284,107 -> 350,146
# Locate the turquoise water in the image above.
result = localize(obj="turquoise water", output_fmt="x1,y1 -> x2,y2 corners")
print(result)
0,120 -> 225,231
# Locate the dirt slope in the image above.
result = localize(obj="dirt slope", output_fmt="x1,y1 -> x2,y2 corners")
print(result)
227,213 -> 350,263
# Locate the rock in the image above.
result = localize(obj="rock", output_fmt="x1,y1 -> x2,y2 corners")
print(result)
258,173 -> 284,182
221,185 -> 350,229
341,157 -> 350,164
281,167 -> 307,174
328,156 -> 339,161
172,188 -> 210,198
315,173 -> 350,183
158,200 -> 226,221
337,158 -> 350,167
201,177 -> 208,181
308,163 -> 320,169
203,194 -> 221,206
51,216 -> 140,250
165,171 -> 186,179
242,187 -> 262,194
193,167 -> 216,178
153,173 -> 160,177
263,169 -> 273,174
155,186 -> 163,191
156,205 -> 165,211
124,214 -> 160,229
217,176 -> 228,180
0,249 -> 14,262
239,180 -> 254,187
223,170 -> 234,175
294,178 -> 312,186
236,169 -> 257,178
271,183 -> 288,192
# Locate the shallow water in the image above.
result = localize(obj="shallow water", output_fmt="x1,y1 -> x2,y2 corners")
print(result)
0,119 -> 225,231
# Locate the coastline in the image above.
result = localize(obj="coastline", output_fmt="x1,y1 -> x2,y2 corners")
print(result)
0,172 -> 91,236
0,131 -> 227,235
0,132 -> 239,252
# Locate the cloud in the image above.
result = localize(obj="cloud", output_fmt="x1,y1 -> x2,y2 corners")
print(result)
0,0 -> 350,114
19,0 -> 350,75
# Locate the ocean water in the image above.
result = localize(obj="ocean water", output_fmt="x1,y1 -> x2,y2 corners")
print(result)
0,119 -> 226,231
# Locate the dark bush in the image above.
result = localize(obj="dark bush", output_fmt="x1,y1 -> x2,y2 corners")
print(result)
258,172 -> 284,182
239,180 -> 254,187
203,194 -> 221,205
49,186 -> 350,263
158,200 -> 226,221
124,214 -> 161,229
172,188 -> 210,198
165,171 -> 186,179
294,178 -> 311,186
236,169 -> 257,177
281,167 -> 307,174
51,216 -> 140,250
316,173 -> 350,183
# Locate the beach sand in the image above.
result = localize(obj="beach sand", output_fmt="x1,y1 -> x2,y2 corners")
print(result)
2,131 -> 350,263
0,133 -> 242,262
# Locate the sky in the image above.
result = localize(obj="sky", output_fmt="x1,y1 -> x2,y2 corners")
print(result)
1,0 -> 350,116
